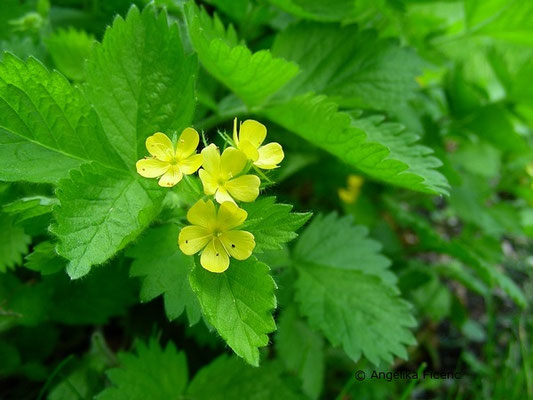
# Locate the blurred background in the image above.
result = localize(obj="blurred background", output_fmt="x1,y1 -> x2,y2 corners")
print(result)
0,0 -> 532,399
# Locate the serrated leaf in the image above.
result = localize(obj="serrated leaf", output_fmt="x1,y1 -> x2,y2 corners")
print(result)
272,22 -> 423,110
3,195 -> 57,236
294,213 -> 396,285
189,257 -> 276,366
24,241 -> 65,275
0,213 -> 30,272
262,93 -> 449,195
276,306 -> 324,399
241,197 -> 311,252
96,339 -> 188,400
185,2 -> 298,107
47,6 -> 197,278
292,213 -> 416,365
85,6 -> 197,168
187,355 -> 304,400
51,163 -> 164,279
128,224 -> 201,325
0,54 -> 125,183
45,28 -> 94,81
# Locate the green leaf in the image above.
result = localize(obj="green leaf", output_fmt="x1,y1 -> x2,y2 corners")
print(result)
272,22 -> 423,110
262,93 -> 449,195
276,306 -> 324,400
465,0 -> 533,45
45,261 -> 137,325
0,273 -> 50,329
292,213 -> 416,365
241,197 -> 311,252
51,163 -> 164,279
128,224 -> 201,325
47,5 -> 198,279
85,6 -> 197,168
96,339 -> 188,400
268,0 -> 357,22
187,355 -> 304,400
45,28 -> 94,81
0,213 -> 30,272
384,197 -> 527,308
294,213 -> 396,285
3,195 -> 57,224
3,195 -> 57,235
24,241 -> 65,275
0,54 -> 125,183
189,257 -> 277,366
185,2 -> 298,107
48,332 -> 113,400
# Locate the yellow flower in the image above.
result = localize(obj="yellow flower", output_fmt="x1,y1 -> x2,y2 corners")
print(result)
136,128 -> 203,187
198,144 -> 260,204
178,199 -> 255,273
233,118 -> 284,169
338,175 -> 364,204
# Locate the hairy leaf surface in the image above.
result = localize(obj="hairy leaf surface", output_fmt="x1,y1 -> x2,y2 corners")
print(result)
185,2 -> 298,107
86,6 -> 197,168
241,197 -> 311,252
96,339 -> 188,400
52,163 -> 163,278
189,257 -> 276,366
263,93 -> 449,194
293,213 -> 416,365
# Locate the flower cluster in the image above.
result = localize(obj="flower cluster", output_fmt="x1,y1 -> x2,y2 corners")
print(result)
136,119 -> 284,273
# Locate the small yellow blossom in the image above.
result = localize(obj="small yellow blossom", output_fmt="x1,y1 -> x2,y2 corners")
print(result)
198,144 -> 260,204
338,175 -> 364,204
178,199 -> 255,273
233,118 -> 284,169
136,129 -> 202,187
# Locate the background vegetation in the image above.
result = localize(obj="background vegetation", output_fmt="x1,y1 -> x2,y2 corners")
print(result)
0,0 -> 532,399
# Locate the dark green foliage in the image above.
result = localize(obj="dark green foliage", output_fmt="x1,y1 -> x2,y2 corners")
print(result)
0,0 -> 532,399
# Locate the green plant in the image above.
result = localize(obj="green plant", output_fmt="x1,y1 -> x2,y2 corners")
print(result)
0,0 -> 532,399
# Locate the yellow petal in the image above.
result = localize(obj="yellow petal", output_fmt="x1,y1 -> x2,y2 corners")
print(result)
180,153 -> 202,175
254,142 -> 284,169
176,127 -> 199,158
225,175 -> 260,202
219,230 -> 255,260
220,147 -> 247,179
215,186 -> 235,204
199,169 -> 218,195
200,238 -> 229,273
158,165 -> 183,187
187,199 -> 216,229
201,144 -> 221,176
136,158 -> 169,178
217,201 -> 247,231
178,226 -> 211,255
146,132 -> 174,161
238,139 -> 259,162
239,119 -> 267,148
